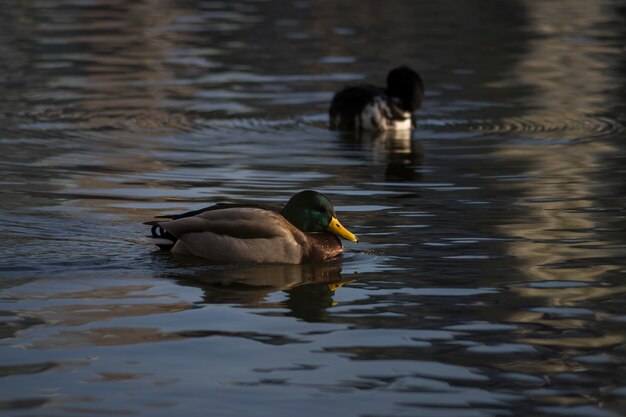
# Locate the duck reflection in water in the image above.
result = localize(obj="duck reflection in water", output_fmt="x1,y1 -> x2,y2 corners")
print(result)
338,129 -> 424,182
168,259 -> 354,322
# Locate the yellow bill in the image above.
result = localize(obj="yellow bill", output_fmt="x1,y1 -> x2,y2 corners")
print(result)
327,216 -> 358,243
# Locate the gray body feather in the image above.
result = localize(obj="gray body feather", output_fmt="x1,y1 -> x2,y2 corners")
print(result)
158,208 -> 321,264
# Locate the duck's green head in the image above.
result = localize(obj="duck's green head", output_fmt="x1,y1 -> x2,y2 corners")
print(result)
281,190 -> 358,243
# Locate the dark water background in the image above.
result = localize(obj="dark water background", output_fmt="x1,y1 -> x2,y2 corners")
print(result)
1,1 -> 626,416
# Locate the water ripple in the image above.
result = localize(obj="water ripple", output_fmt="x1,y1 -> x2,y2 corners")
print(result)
419,114 -> 625,141
470,115 -> 626,139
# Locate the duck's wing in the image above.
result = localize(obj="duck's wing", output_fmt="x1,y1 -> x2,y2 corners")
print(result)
144,203 -> 279,250
329,84 -> 383,130
157,208 -> 309,264
156,202 -> 278,220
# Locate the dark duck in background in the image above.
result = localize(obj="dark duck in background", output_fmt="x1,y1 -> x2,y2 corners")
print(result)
329,66 -> 424,131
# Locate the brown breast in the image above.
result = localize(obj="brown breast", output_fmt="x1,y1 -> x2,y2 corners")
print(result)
302,232 -> 343,262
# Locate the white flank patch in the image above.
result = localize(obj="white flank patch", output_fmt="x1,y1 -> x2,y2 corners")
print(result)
359,97 -> 411,131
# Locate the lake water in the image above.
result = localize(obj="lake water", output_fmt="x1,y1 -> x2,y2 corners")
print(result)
1,1 -> 625,416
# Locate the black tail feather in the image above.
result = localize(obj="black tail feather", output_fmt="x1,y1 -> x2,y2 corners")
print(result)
145,221 -> 177,251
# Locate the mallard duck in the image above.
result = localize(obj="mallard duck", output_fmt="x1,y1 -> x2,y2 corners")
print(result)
145,190 -> 358,264
329,66 -> 424,131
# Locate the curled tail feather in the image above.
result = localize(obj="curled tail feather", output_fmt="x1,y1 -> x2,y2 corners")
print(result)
144,221 -> 177,251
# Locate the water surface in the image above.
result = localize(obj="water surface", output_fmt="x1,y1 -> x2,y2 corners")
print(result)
1,1 -> 625,416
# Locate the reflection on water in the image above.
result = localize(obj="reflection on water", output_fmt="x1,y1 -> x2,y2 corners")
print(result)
1,0 -> 626,416
171,259 -> 353,319
339,129 -> 425,182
